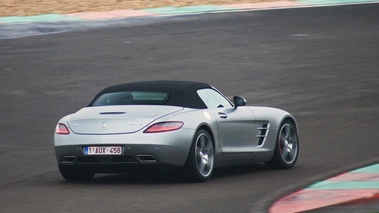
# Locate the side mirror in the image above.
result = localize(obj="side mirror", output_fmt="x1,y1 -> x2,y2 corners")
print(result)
233,96 -> 246,108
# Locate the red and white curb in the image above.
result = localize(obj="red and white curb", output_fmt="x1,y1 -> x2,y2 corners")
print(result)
0,1 -> 303,24
269,164 -> 379,212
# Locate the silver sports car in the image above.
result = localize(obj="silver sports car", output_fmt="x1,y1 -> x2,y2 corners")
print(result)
54,81 -> 299,182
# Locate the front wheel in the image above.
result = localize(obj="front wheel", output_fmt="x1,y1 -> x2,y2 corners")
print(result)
183,129 -> 215,182
266,120 -> 299,169
59,166 -> 95,181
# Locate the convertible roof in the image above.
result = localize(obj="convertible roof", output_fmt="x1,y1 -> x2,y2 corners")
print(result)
89,80 -> 211,109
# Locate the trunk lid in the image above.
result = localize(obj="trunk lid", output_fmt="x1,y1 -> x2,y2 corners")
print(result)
67,105 -> 183,134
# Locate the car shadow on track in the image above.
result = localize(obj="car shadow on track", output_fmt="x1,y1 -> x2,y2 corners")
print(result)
59,163 -> 271,185
213,163 -> 270,179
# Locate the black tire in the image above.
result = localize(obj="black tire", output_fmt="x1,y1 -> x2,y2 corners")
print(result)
183,129 -> 215,182
266,120 -> 299,169
59,166 -> 95,181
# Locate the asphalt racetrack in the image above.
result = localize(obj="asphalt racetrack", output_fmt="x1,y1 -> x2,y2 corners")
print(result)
1,3 -> 379,213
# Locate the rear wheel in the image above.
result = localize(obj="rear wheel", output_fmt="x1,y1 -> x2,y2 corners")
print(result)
266,120 -> 299,169
183,129 -> 214,182
59,166 -> 95,181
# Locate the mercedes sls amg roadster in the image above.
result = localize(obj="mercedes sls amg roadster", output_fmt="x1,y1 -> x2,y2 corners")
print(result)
54,81 -> 299,182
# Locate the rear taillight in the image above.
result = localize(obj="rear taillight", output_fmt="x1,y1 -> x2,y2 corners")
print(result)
144,121 -> 183,133
55,123 -> 70,135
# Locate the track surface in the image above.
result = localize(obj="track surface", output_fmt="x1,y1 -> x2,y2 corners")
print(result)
1,3 -> 378,213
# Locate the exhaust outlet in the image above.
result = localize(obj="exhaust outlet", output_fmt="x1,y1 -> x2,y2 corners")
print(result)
62,156 -> 75,164
136,155 -> 157,163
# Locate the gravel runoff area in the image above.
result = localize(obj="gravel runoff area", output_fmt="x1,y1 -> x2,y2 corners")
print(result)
1,0 -> 277,17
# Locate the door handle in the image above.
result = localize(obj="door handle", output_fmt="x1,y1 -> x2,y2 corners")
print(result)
218,112 -> 228,119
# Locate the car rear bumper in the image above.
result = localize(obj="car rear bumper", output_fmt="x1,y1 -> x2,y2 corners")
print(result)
55,143 -> 189,173
54,127 -> 195,173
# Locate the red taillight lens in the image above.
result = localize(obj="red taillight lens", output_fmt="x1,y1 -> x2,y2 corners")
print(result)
144,121 -> 184,133
55,123 -> 70,135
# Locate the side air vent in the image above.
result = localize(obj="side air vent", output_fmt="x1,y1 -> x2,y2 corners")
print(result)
256,123 -> 269,146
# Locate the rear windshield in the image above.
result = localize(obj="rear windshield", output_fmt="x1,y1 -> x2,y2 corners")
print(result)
92,91 -> 170,106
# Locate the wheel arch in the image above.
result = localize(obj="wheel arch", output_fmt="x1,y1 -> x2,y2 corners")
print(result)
185,123 -> 216,161
280,116 -> 298,132
182,123 -> 216,182
196,124 -> 215,147
279,115 -> 297,129
266,115 -> 300,169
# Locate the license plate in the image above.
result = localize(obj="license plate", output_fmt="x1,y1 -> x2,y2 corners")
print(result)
84,146 -> 123,155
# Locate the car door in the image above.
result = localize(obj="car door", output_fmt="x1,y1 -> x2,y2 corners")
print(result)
197,88 -> 257,153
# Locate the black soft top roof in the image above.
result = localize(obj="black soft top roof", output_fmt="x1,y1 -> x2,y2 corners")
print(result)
89,80 -> 211,109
